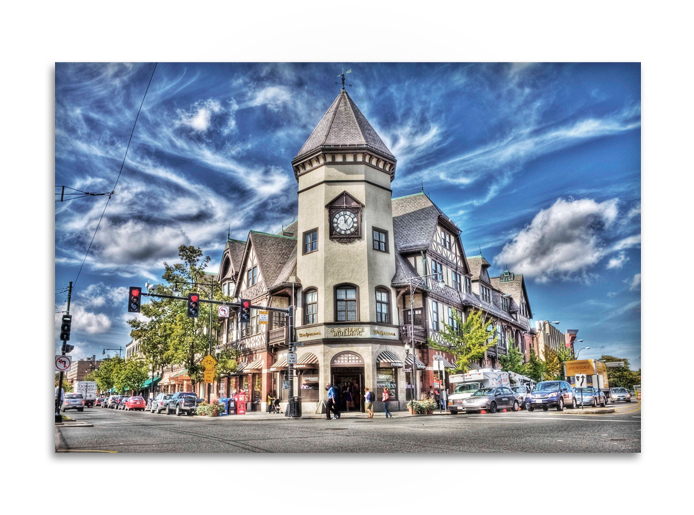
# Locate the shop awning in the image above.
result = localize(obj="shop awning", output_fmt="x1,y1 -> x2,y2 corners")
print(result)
376,350 -> 403,368
295,353 -> 318,368
142,376 -> 161,388
405,355 -> 426,370
242,358 -> 263,373
434,356 -> 456,369
270,355 -> 288,371
172,369 -> 188,378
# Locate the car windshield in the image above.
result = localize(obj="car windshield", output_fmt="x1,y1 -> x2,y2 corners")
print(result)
613,388 -> 627,393
454,383 -> 480,394
66,393 -> 82,399
180,393 -> 196,398
535,382 -> 560,392
512,387 -> 526,393
473,388 -> 493,397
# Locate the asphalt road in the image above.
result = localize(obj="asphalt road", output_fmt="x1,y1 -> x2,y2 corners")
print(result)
55,401 -> 641,453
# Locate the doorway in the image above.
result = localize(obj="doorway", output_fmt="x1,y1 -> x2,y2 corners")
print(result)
331,367 -> 364,413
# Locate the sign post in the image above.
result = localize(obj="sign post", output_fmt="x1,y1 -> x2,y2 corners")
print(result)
575,374 -> 587,409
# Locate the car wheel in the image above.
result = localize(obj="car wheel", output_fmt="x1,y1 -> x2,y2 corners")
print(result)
187,411 -> 194,416
512,401 -> 519,412
176,405 -> 181,416
78,408 -> 83,412
592,399 -> 597,408
542,405 -> 549,411
627,399 -> 631,403
571,398 -> 577,409
489,402 -> 497,413
557,398 -> 564,411
528,406 -> 534,412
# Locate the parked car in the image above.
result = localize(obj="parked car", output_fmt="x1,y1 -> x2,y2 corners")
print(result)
610,387 -> 632,403
150,393 -> 173,414
511,385 -> 532,409
527,381 -> 577,411
167,392 -> 199,416
123,396 -> 146,411
461,386 -> 520,414
117,396 -> 131,410
94,397 -> 105,407
574,387 -> 607,407
62,393 -> 85,412
107,395 -> 122,409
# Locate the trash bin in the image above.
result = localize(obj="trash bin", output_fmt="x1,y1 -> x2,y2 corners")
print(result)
285,396 -> 302,418
218,398 -> 229,416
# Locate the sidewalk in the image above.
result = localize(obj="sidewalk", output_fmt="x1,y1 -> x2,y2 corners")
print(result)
200,409 -> 452,421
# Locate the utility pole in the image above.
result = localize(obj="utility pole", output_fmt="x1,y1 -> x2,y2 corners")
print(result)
284,306 -> 297,417
55,281 -> 72,422
207,281 -> 213,404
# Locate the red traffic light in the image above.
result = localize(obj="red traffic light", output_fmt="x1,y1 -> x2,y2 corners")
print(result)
243,301 -> 250,308
132,289 -> 140,297
191,295 -> 199,302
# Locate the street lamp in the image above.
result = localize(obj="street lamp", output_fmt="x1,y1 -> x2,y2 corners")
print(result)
404,273 -> 446,402
576,346 -> 590,359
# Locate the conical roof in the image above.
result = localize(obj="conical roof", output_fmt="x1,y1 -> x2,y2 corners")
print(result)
293,89 -> 395,163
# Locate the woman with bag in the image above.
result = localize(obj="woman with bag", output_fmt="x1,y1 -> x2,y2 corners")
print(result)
382,387 -> 392,418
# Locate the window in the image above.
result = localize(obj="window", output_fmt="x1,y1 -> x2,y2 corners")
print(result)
304,290 -> 317,325
405,308 -> 423,326
247,266 -> 258,286
432,261 -> 443,282
465,276 -> 471,293
452,271 -> 462,292
432,301 -> 439,331
377,369 -> 398,401
481,285 -> 491,303
447,307 -> 460,333
376,288 -> 390,323
303,229 -> 318,254
271,310 -> 287,329
336,286 -> 357,321
373,228 -> 388,252
443,231 -> 452,250
251,309 -> 259,334
497,324 -> 504,347
501,296 -> 510,311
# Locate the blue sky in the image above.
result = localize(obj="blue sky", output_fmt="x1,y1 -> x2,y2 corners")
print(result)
55,63 -> 641,369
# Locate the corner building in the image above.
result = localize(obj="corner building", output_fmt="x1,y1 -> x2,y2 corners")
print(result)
216,88 -> 534,413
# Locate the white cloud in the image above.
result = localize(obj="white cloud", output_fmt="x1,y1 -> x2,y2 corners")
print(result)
55,304 -> 112,335
611,234 -> 641,252
607,292 -> 618,298
178,99 -> 223,132
595,300 -> 641,324
494,197 -> 619,282
606,252 -> 629,269
78,283 -> 129,308
627,273 -> 641,291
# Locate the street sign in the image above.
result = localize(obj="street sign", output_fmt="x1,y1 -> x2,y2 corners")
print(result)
203,370 -> 215,384
201,354 -> 217,369
259,310 -> 269,325
287,352 -> 297,365
55,355 -> 72,372
574,374 -> 588,388
218,305 -> 230,318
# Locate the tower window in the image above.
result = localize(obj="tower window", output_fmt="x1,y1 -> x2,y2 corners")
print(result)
304,289 -> 317,325
303,229 -> 318,255
373,228 -> 388,253
376,288 -> 390,324
335,285 -> 358,322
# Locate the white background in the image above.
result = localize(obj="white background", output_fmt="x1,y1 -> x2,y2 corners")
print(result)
1,0 -> 690,513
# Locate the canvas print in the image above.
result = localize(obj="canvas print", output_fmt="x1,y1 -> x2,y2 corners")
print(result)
55,63 -> 641,453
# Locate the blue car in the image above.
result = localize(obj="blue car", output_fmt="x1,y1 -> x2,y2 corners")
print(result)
527,381 -> 577,411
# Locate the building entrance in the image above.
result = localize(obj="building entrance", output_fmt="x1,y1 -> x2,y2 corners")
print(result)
331,367 -> 364,413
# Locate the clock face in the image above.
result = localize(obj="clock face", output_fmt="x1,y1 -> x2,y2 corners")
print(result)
332,210 -> 358,235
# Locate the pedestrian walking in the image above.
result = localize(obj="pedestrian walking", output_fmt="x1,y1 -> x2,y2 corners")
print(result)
325,384 -> 339,420
364,387 -> 374,418
382,387 -> 392,418
267,391 -> 276,413
439,387 -> 447,412
344,386 -> 353,411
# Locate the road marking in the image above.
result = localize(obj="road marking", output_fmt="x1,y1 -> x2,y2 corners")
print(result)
56,449 -> 118,453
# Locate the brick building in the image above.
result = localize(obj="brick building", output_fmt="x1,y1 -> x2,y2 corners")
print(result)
66,355 -> 101,384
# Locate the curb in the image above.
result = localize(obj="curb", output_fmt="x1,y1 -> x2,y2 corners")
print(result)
56,422 -> 94,428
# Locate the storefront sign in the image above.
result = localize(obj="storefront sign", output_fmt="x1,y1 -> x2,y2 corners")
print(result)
302,376 -> 319,382
259,310 -> 269,325
298,330 -> 321,338
329,327 -> 365,337
374,329 -> 396,337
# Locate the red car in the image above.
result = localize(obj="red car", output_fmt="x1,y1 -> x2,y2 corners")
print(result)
123,396 -> 146,411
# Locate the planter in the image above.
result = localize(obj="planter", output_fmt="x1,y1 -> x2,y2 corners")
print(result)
209,411 -> 219,417
426,410 -> 433,415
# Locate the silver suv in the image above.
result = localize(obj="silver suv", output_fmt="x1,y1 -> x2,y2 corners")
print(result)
150,393 -> 173,414
62,393 -> 85,412
527,381 -> 577,411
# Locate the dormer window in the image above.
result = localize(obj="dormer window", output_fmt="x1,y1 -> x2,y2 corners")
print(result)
443,232 -> 452,250
247,266 -> 258,287
465,276 -> 471,293
481,285 -> 491,303
501,296 -> 510,311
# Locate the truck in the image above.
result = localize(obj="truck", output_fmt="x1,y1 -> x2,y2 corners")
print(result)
564,360 -> 609,392
447,369 -> 510,414
73,381 -> 98,408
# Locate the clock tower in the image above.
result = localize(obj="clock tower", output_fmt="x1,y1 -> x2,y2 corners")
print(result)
292,87 -> 398,340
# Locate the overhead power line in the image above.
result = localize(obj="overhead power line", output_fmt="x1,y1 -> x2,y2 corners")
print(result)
72,63 -> 158,287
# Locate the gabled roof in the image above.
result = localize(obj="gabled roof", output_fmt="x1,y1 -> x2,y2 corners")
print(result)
490,273 -> 533,319
293,89 -> 395,163
234,231 -> 297,298
392,193 -> 441,253
278,220 -> 298,238
467,255 -> 491,281
270,246 -> 301,291
219,238 -> 246,282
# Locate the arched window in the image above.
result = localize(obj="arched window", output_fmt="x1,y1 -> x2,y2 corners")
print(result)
335,284 -> 358,322
304,289 -> 318,325
375,287 -> 391,324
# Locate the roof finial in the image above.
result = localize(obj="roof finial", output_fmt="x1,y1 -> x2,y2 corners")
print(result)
421,180 -> 424,193
336,67 -> 352,90
227,224 -> 230,240
479,245 -> 482,257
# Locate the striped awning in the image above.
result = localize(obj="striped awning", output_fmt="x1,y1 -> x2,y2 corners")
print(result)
376,350 -> 403,368
434,356 -> 456,369
405,355 -> 425,370
270,355 -> 288,371
242,358 -> 263,373
295,353 -> 319,368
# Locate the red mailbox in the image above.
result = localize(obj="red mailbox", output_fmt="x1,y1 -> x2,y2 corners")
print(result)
234,392 -> 247,415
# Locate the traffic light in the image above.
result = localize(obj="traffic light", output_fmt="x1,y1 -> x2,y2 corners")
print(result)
128,287 -> 142,313
60,315 -> 72,341
187,293 -> 200,318
240,299 -> 251,324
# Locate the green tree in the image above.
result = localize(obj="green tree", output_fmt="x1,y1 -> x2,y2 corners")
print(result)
526,350 -> 545,383
600,355 -> 641,389
54,373 -> 72,392
114,359 -> 149,393
91,356 -> 124,393
215,349 -> 240,380
427,309 -> 498,372
499,339 -> 529,375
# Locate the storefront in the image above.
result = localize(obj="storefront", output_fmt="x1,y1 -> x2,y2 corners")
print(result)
295,353 -> 319,402
404,354 -> 425,400
330,351 -> 365,412
376,350 -> 403,403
